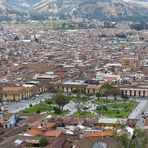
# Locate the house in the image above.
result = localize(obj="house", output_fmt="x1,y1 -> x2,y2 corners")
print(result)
0,113 -> 17,128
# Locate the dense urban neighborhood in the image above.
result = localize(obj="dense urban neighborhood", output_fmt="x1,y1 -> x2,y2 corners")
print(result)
0,1 -> 148,146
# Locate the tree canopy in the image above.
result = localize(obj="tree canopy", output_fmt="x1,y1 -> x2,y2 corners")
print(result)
100,83 -> 121,99
54,94 -> 69,110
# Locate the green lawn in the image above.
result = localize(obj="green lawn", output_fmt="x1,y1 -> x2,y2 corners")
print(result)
21,95 -> 139,119
73,111 -> 95,118
21,98 -> 69,115
106,101 -> 138,110
96,110 -> 130,118
22,103 -> 54,114
70,96 -> 89,103
94,99 -> 139,118
94,99 -> 128,104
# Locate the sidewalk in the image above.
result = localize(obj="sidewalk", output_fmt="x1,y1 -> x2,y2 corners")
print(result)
128,100 -> 148,119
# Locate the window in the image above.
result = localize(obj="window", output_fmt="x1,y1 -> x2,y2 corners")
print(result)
134,91 -> 136,96
143,90 -> 145,97
130,90 -> 132,96
139,91 -> 141,97
13,94 -> 15,101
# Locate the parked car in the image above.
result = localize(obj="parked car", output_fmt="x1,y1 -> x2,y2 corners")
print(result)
142,112 -> 148,119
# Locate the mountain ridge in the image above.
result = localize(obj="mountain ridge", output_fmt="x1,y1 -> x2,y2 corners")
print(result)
0,0 -> 148,21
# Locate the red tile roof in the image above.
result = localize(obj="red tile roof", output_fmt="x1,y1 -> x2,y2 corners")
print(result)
83,131 -> 114,138
25,129 -> 62,137
25,129 -> 44,136
45,130 -> 62,137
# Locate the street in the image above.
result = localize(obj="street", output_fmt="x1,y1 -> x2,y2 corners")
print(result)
128,99 -> 148,128
3,93 -> 55,113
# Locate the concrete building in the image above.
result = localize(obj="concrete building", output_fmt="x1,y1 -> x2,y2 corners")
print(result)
120,86 -> 148,98
2,86 -> 32,101
57,80 -> 100,94
121,58 -> 135,67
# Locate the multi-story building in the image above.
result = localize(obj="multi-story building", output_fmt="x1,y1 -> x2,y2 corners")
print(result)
2,86 -> 32,101
120,85 -> 148,98
56,80 -> 100,94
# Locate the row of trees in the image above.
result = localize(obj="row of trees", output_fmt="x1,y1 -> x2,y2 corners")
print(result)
53,83 -> 121,113
96,83 -> 121,100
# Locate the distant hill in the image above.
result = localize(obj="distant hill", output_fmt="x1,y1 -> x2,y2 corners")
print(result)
1,0 -> 148,21
77,0 -> 148,21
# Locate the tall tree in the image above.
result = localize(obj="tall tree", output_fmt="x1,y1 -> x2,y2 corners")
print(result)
100,83 -> 113,99
54,94 -> 69,110
111,86 -> 121,100
96,92 -> 101,100
72,88 -> 81,98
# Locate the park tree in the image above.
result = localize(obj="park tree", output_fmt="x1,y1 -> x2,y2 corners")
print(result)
111,86 -> 121,100
100,83 -> 113,99
36,110 -> 41,114
100,83 -> 121,100
96,92 -> 101,100
53,106 -> 61,114
72,88 -> 82,98
45,99 -> 53,105
54,94 -> 69,110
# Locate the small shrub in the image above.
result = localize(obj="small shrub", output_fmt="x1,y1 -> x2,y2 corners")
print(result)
36,110 -> 41,114
39,136 -> 49,147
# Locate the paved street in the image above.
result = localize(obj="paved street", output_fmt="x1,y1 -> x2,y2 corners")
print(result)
128,99 -> 148,128
3,93 -> 55,113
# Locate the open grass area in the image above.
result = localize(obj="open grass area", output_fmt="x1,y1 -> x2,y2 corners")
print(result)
106,101 -> 138,110
73,111 -> 94,118
21,95 -> 89,114
70,96 -> 89,103
94,99 -> 127,104
94,99 -> 138,118
97,110 -> 130,118
21,98 -> 68,115
21,95 -> 139,119
22,102 -> 54,114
